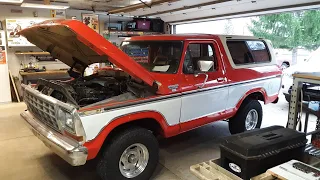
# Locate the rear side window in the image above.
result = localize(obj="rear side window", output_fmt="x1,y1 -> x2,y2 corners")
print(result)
227,40 -> 270,65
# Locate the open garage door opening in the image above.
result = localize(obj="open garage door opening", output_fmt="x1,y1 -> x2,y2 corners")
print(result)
175,9 -> 320,69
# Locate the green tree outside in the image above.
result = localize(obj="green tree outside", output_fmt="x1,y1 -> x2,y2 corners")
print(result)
249,10 -> 320,65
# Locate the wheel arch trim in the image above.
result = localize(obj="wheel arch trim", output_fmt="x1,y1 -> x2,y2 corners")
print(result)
83,110 -> 179,160
235,88 -> 267,110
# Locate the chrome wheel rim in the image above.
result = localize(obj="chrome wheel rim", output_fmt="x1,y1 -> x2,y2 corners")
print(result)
119,143 -> 149,178
245,109 -> 258,130
281,65 -> 287,70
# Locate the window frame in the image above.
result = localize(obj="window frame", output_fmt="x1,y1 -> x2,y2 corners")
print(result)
120,40 -> 184,74
226,39 -> 272,66
182,41 -> 218,74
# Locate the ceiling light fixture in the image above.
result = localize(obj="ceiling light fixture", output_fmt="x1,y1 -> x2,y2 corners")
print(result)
21,1 -> 70,9
0,0 -> 23,3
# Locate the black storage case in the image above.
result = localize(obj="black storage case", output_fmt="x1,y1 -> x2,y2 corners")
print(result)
151,19 -> 164,32
220,126 -> 307,180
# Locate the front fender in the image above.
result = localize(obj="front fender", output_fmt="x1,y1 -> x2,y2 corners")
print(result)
83,111 -> 179,160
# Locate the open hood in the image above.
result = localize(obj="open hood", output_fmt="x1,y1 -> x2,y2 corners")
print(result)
18,19 -> 156,87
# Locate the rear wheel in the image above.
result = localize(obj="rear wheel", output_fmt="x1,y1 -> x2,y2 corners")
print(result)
285,94 -> 291,103
229,99 -> 263,134
97,127 -> 159,180
281,63 -> 289,70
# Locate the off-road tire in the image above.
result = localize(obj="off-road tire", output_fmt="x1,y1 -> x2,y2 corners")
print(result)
229,99 -> 263,134
285,94 -> 291,103
97,127 -> 159,180
281,63 -> 289,69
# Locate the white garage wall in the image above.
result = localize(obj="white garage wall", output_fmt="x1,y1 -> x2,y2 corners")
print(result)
0,5 -> 82,77
0,5 -> 131,78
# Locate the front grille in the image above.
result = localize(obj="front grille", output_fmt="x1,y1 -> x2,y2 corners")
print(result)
24,91 -> 60,131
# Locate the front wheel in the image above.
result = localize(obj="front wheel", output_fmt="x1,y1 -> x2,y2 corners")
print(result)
229,99 -> 263,134
97,127 -> 159,180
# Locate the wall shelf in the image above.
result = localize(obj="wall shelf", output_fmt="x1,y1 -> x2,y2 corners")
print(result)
103,30 -> 161,36
15,52 -> 50,55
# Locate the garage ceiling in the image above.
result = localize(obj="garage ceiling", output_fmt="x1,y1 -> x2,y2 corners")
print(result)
118,0 -> 320,24
1,0 -> 320,24
56,0 -> 140,11
1,0 -> 154,11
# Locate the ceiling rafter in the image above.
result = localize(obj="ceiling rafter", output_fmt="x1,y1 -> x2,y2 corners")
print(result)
139,0 -> 152,8
167,1 -> 320,24
108,0 -> 179,14
142,0 -> 233,16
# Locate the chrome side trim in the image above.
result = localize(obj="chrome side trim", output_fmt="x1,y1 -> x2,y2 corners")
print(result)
21,111 -> 87,166
80,75 -> 281,141
79,75 -> 280,115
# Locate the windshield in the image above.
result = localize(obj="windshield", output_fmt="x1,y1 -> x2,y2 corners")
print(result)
121,41 -> 183,74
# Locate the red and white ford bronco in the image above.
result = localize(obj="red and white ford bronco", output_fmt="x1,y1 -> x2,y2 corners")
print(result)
20,20 -> 281,180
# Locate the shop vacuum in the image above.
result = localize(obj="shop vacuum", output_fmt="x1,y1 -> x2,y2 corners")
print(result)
220,126 -> 307,180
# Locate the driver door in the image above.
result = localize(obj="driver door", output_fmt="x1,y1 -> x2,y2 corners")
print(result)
180,41 -> 229,129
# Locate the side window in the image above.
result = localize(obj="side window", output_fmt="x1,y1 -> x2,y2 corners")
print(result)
208,45 -> 214,56
183,43 -> 217,74
246,41 -> 270,62
189,44 -> 201,57
227,40 -> 270,65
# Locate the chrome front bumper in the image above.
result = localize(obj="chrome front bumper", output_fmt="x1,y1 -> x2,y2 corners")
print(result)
21,111 -> 87,166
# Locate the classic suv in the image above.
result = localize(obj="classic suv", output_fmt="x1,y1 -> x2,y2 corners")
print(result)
20,20 -> 281,180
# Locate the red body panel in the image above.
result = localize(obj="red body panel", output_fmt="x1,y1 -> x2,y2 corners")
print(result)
84,88 -> 279,160
81,35 -> 281,160
18,22 -> 281,160
16,20 -> 282,162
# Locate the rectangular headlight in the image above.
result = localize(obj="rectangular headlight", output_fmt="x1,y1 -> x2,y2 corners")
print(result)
57,108 -> 66,122
58,109 -> 75,133
57,108 -> 86,144
65,112 -> 75,131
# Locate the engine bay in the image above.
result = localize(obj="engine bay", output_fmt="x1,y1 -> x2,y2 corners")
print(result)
35,70 -> 154,108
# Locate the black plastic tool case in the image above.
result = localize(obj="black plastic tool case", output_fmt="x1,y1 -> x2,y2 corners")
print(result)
220,126 -> 307,180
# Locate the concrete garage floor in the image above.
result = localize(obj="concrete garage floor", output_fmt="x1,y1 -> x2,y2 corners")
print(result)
0,94 -> 317,180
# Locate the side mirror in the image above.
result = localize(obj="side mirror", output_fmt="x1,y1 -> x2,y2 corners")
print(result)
197,60 -> 214,72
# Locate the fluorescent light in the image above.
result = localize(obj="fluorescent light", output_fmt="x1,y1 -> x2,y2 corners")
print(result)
21,1 -> 69,9
0,0 -> 23,3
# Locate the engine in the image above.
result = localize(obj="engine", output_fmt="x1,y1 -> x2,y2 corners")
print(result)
36,75 -> 127,107
69,76 -> 126,106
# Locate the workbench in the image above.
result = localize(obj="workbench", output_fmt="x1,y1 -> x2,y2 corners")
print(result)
19,70 -> 70,84
287,72 -> 320,158
287,72 -> 320,130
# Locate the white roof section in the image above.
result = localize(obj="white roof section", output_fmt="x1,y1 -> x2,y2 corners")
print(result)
218,35 -> 262,39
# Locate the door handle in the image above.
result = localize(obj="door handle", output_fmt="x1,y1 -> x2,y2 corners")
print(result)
217,77 -> 224,82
